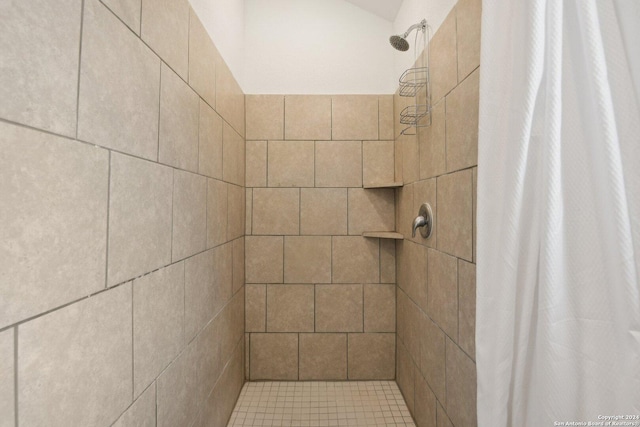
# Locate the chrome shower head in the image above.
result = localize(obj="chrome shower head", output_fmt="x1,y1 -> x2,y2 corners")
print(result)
389,35 -> 410,51
389,19 -> 427,51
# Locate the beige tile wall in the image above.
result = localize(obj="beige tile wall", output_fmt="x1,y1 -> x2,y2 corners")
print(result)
0,0 -> 245,426
395,1 -> 480,426
245,94 -> 397,380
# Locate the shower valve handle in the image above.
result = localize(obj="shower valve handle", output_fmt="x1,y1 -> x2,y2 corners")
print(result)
412,203 -> 433,239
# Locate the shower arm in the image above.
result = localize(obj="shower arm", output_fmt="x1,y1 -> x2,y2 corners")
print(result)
402,19 -> 427,38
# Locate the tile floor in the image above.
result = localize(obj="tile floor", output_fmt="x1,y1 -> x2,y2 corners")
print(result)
227,381 -> 416,426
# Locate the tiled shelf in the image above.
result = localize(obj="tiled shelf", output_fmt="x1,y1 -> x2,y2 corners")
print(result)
362,231 -> 404,240
363,182 -> 404,189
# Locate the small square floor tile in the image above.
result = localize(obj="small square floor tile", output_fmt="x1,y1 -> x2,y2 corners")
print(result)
227,381 -> 415,426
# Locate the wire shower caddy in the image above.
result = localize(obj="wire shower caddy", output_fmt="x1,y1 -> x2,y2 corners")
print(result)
399,22 -> 431,135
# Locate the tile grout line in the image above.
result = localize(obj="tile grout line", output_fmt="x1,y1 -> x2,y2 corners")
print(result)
131,278 -> 135,402
170,169 -> 175,263
139,0 -> 143,35
156,61 -> 162,162
154,381 -> 158,426
456,258 -> 460,347
74,0 -> 86,140
346,333 -> 349,380
105,151 -> 112,288
362,284 -> 365,333
14,326 -> 18,427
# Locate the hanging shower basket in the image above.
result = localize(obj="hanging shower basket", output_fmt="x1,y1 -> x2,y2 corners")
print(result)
398,67 -> 429,97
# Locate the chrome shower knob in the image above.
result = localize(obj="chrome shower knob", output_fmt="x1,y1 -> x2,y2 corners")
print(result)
412,203 -> 433,239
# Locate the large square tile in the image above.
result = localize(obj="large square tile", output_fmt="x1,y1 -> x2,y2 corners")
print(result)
227,184 -> 245,241
156,342 -> 198,427
246,140 -> 267,187
245,236 -> 284,283
284,236 -> 332,283
400,182 -> 417,244
363,140 -> 395,186
158,63 -> 199,172
0,329 -> 14,427
446,339 -> 477,427
347,333 -> 395,380
429,9 -> 458,102
378,95 -> 395,140
0,123 -> 108,328
246,189 -> 253,235
364,284 -> 395,332
332,95 -> 378,140
212,243 -> 234,314
245,285 -> 266,332
250,334 -> 298,380
78,0 -> 160,160
232,237 -> 245,294
223,122 -> 245,187
206,179 -> 228,247
246,95 -> 284,140
184,250 -> 214,341
437,169 -> 473,260
188,8 -> 216,106
420,313 -> 446,403
397,290 -> 421,363
332,237 -> 379,283
300,188 -> 348,235
458,260 -> 476,359
284,96 -> 331,140
252,188 -> 299,235
172,170 -> 207,261
107,153 -> 173,286
347,188 -> 395,235
198,343 -> 244,427
268,140 -> 315,187
397,184 -> 414,242
0,0 -> 81,136
427,249 -> 458,338
198,101 -> 223,179
315,141 -> 362,188
133,263 -> 184,397
446,69 -> 479,172
266,285 -> 314,332
141,0 -> 189,79
456,0 -> 482,80
380,239 -> 396,283
315,285 -> 363,332
397,241 -> 427,311
401,133 -> 419,184
415,371 -> 437,427
216,58 -> 245,137
418,100 -> 446,179
299,334 -> 347,380
396,339 -> 415,411
19,284 -> 132,427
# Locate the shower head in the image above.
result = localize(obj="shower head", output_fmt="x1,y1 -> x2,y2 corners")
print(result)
389,35 -> 410,51
389,19 -> 427,51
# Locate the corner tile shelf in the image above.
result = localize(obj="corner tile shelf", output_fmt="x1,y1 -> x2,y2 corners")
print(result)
363,182 -> 404,189
361,182 -> 405,239
362,232 -> 404,240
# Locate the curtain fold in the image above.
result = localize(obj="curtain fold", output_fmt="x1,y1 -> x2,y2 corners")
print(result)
477,1 -> 640,425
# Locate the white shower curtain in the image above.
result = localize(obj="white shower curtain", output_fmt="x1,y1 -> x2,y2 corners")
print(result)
476,0 -> 640,426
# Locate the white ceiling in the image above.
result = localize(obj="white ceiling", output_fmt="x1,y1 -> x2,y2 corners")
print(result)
344,0 -> 404,21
